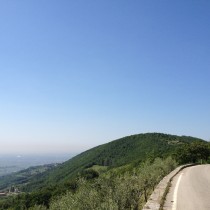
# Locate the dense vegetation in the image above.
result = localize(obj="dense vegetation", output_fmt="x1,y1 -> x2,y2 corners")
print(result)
175,141 -> 210,164
31,157 -> 177,210
20,133 -> 204,192
0,133 -> 209,210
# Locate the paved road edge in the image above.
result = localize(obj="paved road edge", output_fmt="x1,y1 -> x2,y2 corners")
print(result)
142,164 -> 196,210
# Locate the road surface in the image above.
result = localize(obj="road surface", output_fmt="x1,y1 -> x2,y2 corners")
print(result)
163,165 -> 210,210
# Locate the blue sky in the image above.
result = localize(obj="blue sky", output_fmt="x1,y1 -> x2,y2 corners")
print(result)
0,1 -> 210,155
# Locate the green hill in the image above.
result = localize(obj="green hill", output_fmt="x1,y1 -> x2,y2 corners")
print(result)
0,133 -> 208,210
23,133 -> 204,191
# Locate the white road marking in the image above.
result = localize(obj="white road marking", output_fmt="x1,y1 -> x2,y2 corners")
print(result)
172,173 -> 183,210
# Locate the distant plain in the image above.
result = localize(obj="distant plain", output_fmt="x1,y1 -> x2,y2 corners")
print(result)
0,154 -> 74,176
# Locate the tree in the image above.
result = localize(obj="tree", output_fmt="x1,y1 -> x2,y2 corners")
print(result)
175,142 -> 210,164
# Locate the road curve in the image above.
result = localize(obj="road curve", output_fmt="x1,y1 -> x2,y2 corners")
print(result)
164,165 -> 210,210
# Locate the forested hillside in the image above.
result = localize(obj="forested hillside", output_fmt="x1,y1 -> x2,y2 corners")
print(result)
22,133 -> 204,191
0,133 -> 209,210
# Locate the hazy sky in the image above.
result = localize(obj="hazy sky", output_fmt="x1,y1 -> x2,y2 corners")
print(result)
0,1 -> 210,155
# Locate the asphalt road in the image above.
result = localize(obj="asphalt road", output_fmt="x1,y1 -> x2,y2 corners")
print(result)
164,165 -> 210,210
